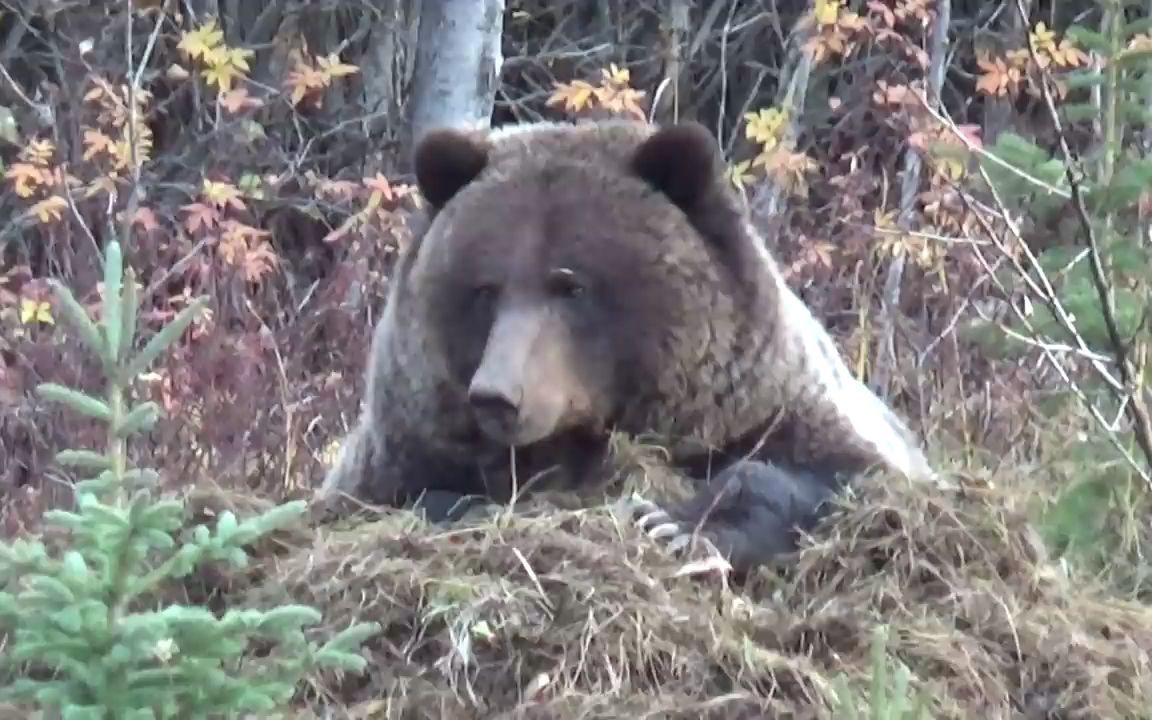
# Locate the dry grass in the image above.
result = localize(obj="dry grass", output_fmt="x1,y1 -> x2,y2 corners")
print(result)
177,441 -> 1152,719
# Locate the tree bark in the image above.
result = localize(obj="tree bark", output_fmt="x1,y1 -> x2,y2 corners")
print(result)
407,0 -> 505,154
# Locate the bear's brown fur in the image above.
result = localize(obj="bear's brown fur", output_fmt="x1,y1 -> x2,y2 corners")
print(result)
317,119 -> 935,572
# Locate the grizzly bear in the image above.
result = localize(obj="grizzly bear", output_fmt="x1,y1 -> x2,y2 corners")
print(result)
316,118 -> 935,574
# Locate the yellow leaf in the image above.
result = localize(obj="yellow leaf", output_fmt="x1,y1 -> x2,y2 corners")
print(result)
321,435 -> 343,466
547,80 -> 596,113
31,195 -> 67,224
202,63 -> 241,90
1029,22 -> 1056,53
225,46 -> 255,73
22,138 -> 55,165
318,53 -> 359,77
726,159 -> 755,190
20,297 -> 54,325
602,63 -> 630,87
814,0 -> 840,26
938,156 -> 965,181
744,107 -> 788,147
178,18 -> 224,62
202,178 -> 245,210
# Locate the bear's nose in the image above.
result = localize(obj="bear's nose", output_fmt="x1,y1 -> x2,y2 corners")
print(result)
467,387 -> 522,440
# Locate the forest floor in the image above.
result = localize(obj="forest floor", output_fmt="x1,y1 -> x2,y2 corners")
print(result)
184,438 -> 1152,719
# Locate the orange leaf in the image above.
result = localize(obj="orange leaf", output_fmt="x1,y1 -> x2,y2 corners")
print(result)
218,87 -> 264,113
5,163 -> 50,198
131,207 -> 160,232
82,129 -> 116,161
182,202 -> 220,234
364,174 -> 395,201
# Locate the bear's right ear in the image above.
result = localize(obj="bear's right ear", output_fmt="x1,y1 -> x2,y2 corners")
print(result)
413,129 -> 492,210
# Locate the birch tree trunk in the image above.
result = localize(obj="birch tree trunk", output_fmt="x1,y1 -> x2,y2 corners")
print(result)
407,0 -> 506,146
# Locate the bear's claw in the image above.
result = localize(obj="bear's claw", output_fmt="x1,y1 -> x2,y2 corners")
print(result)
613,492 -> 733,578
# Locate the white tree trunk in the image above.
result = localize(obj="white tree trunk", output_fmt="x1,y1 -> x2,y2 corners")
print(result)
408,0 -> 505,143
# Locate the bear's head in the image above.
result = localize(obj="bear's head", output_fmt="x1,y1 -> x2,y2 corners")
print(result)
408,120 -> 774,449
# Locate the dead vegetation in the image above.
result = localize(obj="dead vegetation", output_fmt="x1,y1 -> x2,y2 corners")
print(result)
173,440 -> 1152,719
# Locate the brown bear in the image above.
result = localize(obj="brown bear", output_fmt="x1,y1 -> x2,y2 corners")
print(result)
316,118 -> 936,574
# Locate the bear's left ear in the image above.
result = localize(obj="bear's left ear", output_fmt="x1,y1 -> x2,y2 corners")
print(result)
413,128 -> 492,210
630,122 -> 724,211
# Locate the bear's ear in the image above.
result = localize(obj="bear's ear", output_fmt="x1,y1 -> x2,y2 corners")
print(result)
630,122 -> 723,211
413,128 -> 492,210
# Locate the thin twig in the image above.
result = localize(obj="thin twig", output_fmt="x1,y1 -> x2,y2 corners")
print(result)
1013,0 -> 1152,482
119,3 -> 167,254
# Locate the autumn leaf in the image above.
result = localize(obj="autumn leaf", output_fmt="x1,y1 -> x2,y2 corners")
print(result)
202,59 -> 244,91
30,195 -> 67,224
814,0 -> 841,26
82,129 -> 116,161
21,138 -> 55,165
82,83 -> 108,105
182,202 -> 220,234
745,107 -> 788,148
218,232 -> 246,265
178,18 -> 225,63
5,163 -> 51,198
364,176 -> 395,210
600,63 -> 630,87
364,174 -> 395,202
594,84 -> 647,120
131,207 -> 160,232
1050,38 -> 1088,68
934,156 -> 966,182
952,124 -> 983,149
1029,22 -> 1056,56
317,53 -> 359,78
19,297 -> 53,325
726,159 -> 755,191
975,54 -> 1016,96
218,87 -> 264,113
223,46 -> 255,74
547,79 -> 597,114
753,147 -> 817,198
221,218 -> 270,243
243,242 -> 279,283
285,65 -> 327,106
202,178 -> 246,211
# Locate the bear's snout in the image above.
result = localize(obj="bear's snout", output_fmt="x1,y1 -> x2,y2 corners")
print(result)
465,304 -> 577,447
467,384 -> 524,442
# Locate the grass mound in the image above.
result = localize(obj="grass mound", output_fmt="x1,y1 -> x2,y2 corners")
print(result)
186,449 -> 1152,718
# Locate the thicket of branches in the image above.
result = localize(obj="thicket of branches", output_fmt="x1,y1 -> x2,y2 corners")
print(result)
0,0 -> 1149,584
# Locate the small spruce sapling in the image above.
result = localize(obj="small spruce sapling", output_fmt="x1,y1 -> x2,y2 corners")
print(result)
0,240 -> 380,718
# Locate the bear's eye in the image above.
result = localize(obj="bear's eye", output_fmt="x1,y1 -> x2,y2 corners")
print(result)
547,267 -> 586,299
